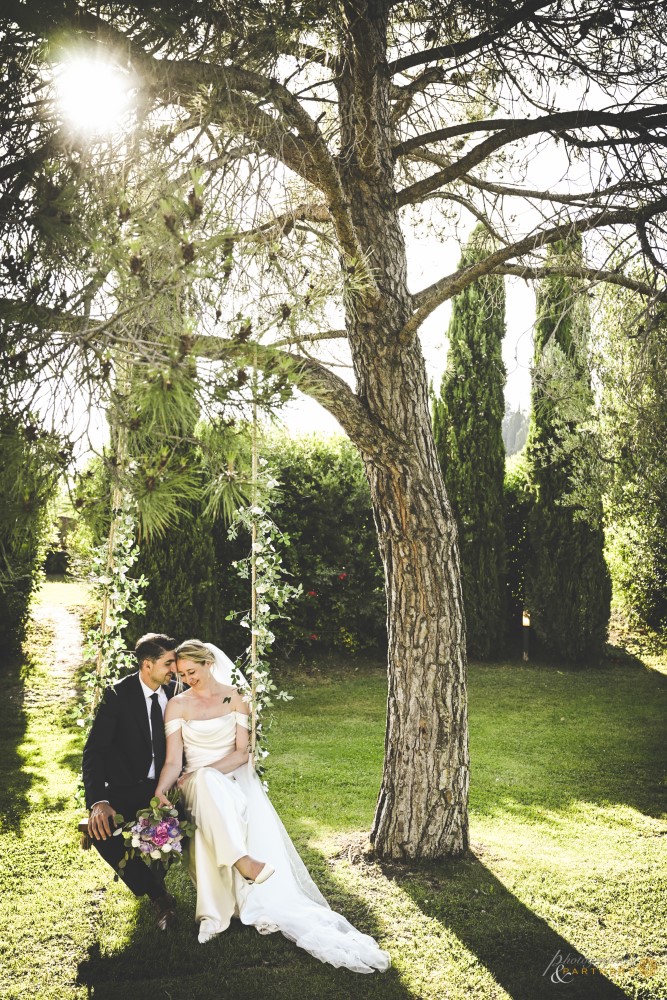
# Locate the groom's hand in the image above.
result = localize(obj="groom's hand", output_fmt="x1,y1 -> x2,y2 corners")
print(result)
88,802 -> 117,840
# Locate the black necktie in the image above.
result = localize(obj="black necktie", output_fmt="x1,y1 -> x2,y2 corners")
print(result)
150,692 -> 166,777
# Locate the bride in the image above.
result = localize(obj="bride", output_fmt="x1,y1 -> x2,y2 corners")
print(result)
154,639 -> 390,973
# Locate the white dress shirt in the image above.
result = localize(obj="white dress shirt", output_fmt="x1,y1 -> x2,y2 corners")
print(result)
139,677 -> 169,779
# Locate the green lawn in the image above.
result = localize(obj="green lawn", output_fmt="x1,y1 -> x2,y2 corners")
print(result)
1,581 -> 665,999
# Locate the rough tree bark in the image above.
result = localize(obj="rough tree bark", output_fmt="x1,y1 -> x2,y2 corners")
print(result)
335,3 -> 469,857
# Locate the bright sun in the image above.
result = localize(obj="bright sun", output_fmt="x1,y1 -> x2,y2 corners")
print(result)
56,56 -> 134,134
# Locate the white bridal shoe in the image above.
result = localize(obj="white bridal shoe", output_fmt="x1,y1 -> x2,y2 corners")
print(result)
245,863 -> 275,885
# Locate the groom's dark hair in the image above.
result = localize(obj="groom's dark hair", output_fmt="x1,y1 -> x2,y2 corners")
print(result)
135,633 -> 178,668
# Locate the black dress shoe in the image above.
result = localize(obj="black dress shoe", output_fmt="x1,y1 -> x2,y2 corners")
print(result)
151,892 -> 176,930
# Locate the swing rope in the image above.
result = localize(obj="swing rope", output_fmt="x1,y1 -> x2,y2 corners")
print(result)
93,360 -> 130,710
250,345 -> 259,762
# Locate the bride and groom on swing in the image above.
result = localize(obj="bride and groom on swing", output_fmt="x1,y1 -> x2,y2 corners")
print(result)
82,632 -> 390,974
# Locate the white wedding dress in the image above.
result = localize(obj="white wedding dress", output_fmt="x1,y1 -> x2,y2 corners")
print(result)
165,711 -> 390,973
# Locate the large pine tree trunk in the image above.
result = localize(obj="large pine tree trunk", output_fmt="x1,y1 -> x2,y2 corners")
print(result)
336,2 -> 470,858
362,353 -> 470,858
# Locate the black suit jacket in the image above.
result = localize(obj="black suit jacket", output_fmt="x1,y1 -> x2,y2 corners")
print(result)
82,672 -> 174,809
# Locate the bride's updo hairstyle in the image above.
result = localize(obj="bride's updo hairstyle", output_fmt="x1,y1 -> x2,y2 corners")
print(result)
175,639 -> 215,691
175,639 -> 215,667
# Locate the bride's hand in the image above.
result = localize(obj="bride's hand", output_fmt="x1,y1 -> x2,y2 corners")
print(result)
176,772 -> 193,791
155,789 -> 172,809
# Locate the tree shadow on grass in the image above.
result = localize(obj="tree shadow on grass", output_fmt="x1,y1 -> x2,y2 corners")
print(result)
60,746 -> 86,774
384,851 -> 635,1000
469,658 -> 667,823
0,654 -> 37,835
76,858 -> 412,1000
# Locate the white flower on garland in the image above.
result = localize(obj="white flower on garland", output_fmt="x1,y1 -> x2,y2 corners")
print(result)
226,459 -> 300,778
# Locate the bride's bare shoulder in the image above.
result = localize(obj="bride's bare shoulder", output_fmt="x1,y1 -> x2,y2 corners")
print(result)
229,686 -> 250,715
165,691 -> 190,717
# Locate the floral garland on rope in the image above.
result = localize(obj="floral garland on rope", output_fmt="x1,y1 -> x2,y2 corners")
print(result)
73,499 -> 147,806
226,454 -> 300,780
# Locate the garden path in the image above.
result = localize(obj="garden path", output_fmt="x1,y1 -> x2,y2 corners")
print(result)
30,590 -> 83,708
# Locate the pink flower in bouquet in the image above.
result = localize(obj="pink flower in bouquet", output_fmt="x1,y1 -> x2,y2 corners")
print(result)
152,821 -> 171,847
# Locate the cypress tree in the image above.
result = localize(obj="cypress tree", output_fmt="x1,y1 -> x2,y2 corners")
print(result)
433,227 -> 507,659
525,240 -> 611,663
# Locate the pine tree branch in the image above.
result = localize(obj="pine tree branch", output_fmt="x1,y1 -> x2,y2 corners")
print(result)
407,150 -> 662,206
271,329 -> 347,347
277,39 -> 339,71
194,334 -> 384,452
460,170 -> 660,207
197,202 -> 331,253
416,190 -> 509,245
391,67 -> 447,123
395,105 -> 667,159
389,0 -> 556,74
396,106 -> 667,204
0,295 -> 366,442
0,297 -> 95,335
138,58 -> 369,280
403,198 -> 667,338
491,264 -> 667,300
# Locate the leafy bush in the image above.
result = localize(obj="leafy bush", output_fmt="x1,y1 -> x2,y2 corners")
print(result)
593,289 -> 667,633
126,499 -> 232,649
606,503 -> 667,632
43,549 -> 70,575
256,433 -> 386,656
0,417 -> 64,656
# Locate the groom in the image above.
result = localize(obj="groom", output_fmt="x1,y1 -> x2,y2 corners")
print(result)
82,632 -> 178,930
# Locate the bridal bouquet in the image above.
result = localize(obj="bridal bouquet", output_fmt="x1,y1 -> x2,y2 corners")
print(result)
117,794 -> 195,874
